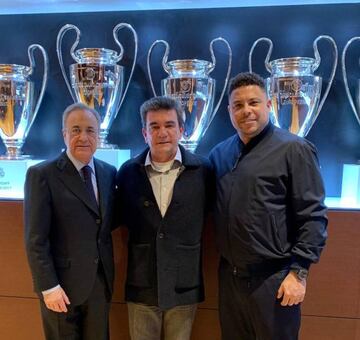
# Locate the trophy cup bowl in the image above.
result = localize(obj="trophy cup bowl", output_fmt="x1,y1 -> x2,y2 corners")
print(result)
161,59 -> 215,151
266,57 -> 322,137
57,23 -> 138,149
69,48 -> 124,148
342,36 -> 360,126
249,35 -> 338,137
147,38 -> 232,152
0,45 -> 48,159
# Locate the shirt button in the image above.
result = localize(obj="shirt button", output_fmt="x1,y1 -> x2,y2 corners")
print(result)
94,258 -> 99,264
144,200 -> 150,207
95,219 -> 101,224
158,233 -> 164,239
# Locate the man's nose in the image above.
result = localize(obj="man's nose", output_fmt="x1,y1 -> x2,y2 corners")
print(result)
242,104 -> 252,115
158,126 -> 168,136
78,130 -> 89,140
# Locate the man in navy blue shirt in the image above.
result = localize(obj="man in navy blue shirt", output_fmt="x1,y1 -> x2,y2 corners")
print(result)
209,72 -> 328,340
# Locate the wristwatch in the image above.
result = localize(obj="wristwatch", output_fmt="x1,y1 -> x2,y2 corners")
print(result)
291,268 -> 308,281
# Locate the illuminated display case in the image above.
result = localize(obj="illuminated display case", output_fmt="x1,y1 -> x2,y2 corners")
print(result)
0,1 -> 359,208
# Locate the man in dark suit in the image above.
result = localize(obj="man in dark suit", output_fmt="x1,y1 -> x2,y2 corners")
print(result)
116,96 -> 213,340
24,103 -> 117,340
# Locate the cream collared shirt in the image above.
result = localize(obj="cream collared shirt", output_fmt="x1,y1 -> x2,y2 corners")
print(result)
145,147 -> 183,217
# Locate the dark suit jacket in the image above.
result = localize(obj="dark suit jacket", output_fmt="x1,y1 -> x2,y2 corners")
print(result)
116,146 -> 213,309
24,152 -> 116,306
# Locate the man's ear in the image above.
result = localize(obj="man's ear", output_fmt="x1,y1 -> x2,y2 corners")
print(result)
266,99 -> 272,110
142,127 -> 148,144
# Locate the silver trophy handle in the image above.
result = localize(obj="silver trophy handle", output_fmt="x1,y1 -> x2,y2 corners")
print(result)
249,37 -> 273,73
27,44 -> 49,133
112,23 -> 138,113
147,40 -> 170,96
312,35 -> 338,123
206,37 -> 232,130
342,36 -> 360,125
56,24 -> 81,102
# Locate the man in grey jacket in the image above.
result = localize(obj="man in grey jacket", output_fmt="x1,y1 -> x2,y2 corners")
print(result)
209,72 -> 328,340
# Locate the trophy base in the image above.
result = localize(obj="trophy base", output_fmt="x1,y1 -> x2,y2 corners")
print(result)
325,163 -> 360,209
0,154 -> 31,160
0,159 -> 43,199
94,149 -> 130,168
180,141 -> 198,153
97,142 -> 118,150
340,163 -> 360,205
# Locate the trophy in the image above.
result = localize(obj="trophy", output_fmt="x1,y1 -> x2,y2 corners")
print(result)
342,36 -> 360,126
249,36 -> 338,137
0,44 -> 48,159
147,37 -> 232,152
57,23 -> 138,149
341,37 -> 360,207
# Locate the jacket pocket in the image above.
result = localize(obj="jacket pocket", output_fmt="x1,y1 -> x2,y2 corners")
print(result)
175,243 -> 202,291
127,243 -> 152,287
270,214 -> 285,253
53,257 -> 71,268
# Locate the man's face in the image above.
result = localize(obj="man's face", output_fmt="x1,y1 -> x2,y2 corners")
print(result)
228,85 -> 271,144
142,109 -> 183,163
63,109 -> 99,164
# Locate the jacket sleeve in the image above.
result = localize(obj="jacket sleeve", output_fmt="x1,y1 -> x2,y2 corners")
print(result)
24,166 -> 59,293
287,140 -> 328,270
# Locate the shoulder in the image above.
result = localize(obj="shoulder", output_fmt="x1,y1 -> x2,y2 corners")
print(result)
116,149 -> 147,183
118,151 -> 144,172
209,134 -> 239,159
26,154 -> 61,177
94,158 -> 116,175
180,147 -> 210,169
209,134 -> 239,170
271,127 -> 319,160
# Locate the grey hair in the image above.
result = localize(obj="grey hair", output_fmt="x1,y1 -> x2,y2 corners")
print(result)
62,102 -> 101,130
140,96 -> 184,128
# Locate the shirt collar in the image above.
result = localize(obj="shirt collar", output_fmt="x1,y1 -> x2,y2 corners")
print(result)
238,121 -> 273,151
145,146 -> 182,170
66,149 -> 96,174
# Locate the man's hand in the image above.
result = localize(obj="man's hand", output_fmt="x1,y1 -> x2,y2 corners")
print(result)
277,271 -> 306,306
43,287 -> 70,313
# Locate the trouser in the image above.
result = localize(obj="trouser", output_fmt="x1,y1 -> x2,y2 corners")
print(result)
219,258 -> 301,340
39,268 -> 111,340
127,302 -> 197,340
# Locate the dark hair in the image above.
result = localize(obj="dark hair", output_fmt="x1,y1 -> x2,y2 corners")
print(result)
227,72 -> 266,98
62,102 -> 101,130
140,96 -> 184,128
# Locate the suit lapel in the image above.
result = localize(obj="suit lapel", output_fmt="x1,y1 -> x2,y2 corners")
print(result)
56,153 -> 99,216
135,152 -> 163,220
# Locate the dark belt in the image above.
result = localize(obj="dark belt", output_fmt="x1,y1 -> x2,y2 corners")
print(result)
221,256 -> 291,277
